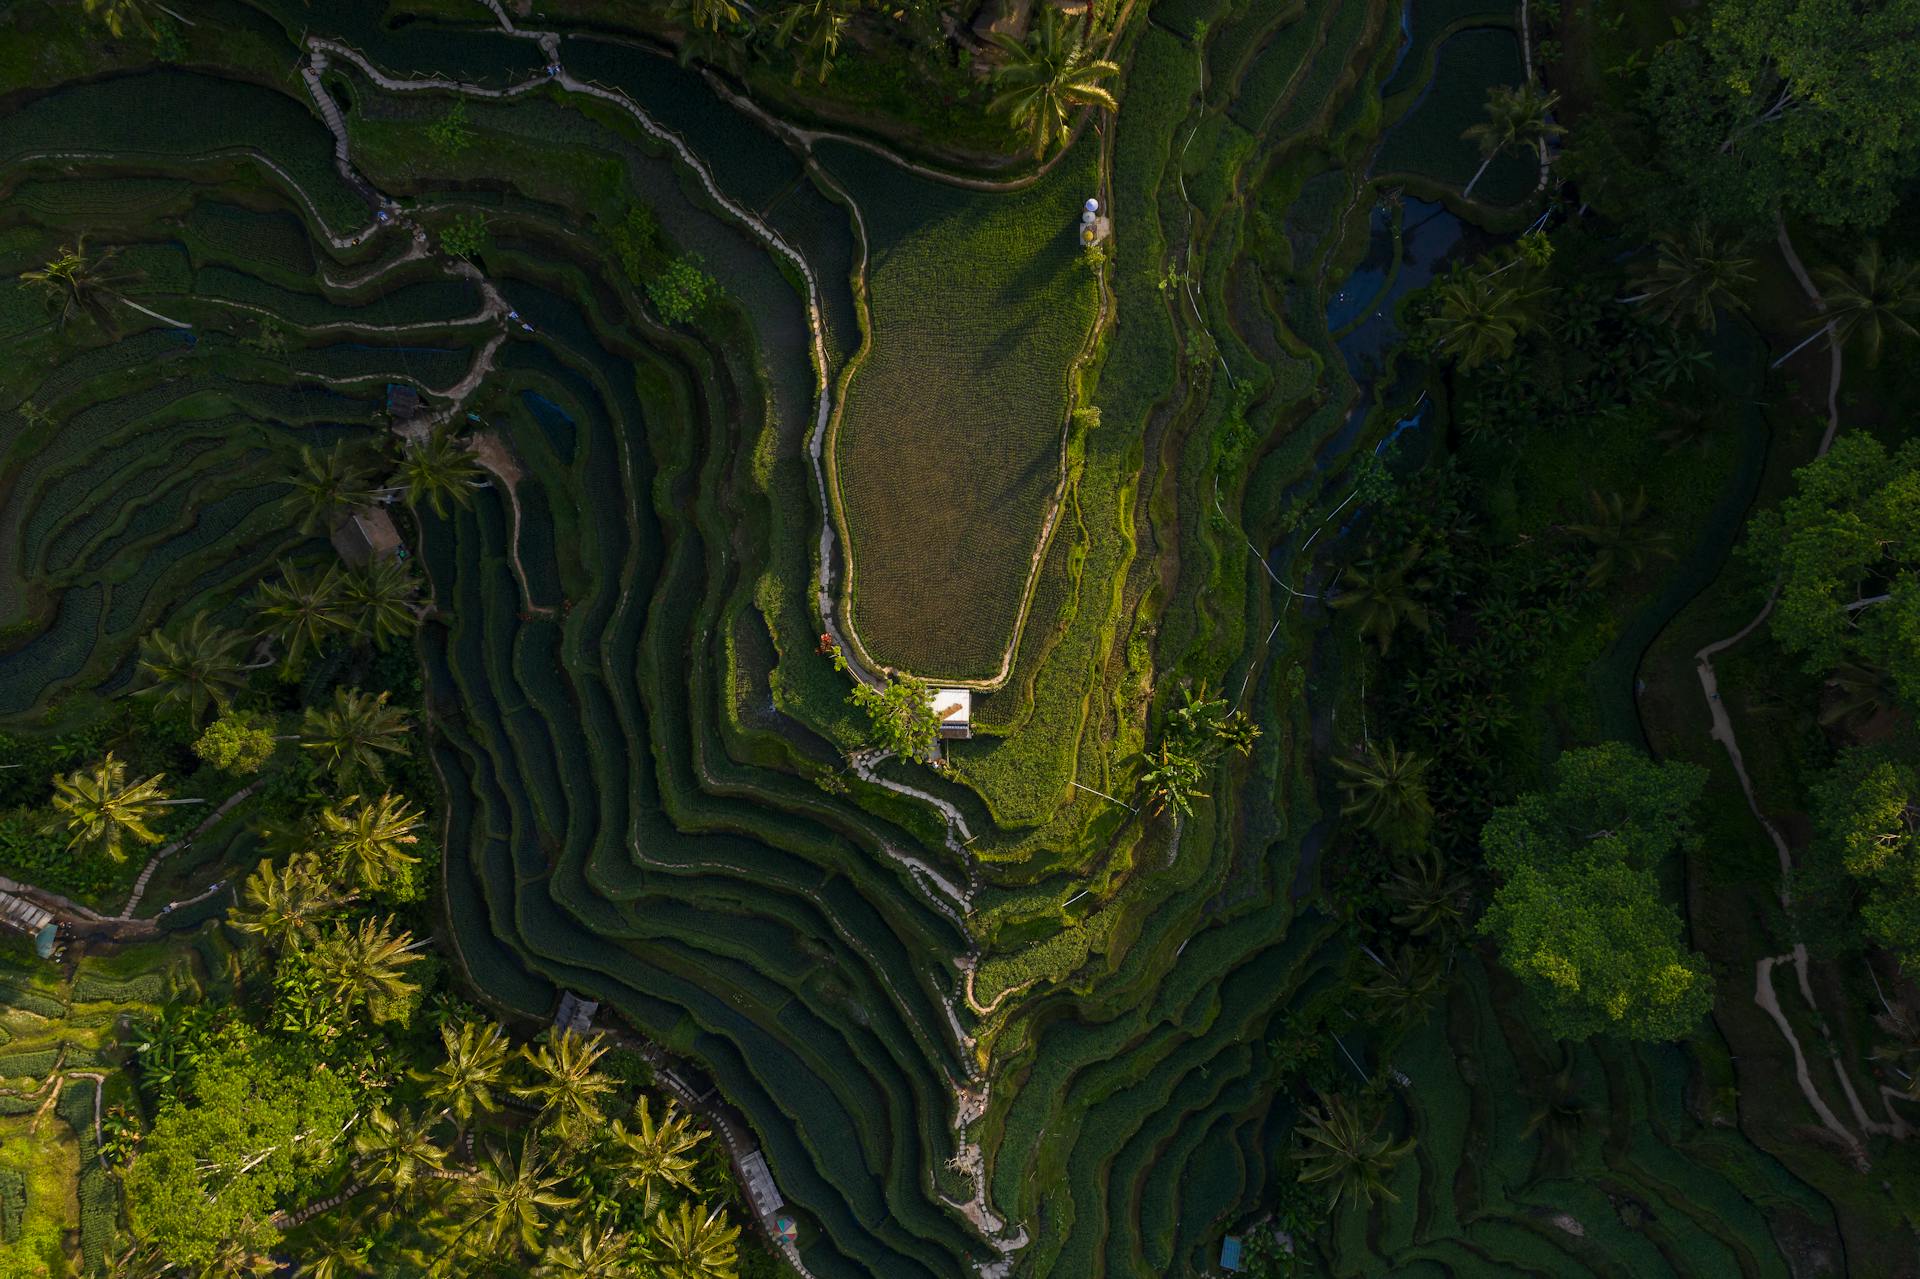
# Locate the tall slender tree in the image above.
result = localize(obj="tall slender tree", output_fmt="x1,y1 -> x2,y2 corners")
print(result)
1460,81 -> 1562,198
520,1031 -> 617,1144
302,688 -> 410,780
46,754 -> 179,861
137,612 -> 254,724
1813,242 -> 1920,367
317,791 -> 424,890
253,562 -> 352,672
1332,742 -> 1434,851
19,238 -> 137,331
453,1142 -> 579,1261
396,427 -> 484,519
342,557 -> 421,649
645,1201 -> 741,1279
285,443 -> 382,537
419,1020 -> 513,1140
1628,223 -> 1753,332
308,915 -> 425,1020
1329,547 -> 1432,654
1291,1093 -> 1415,1211
231,854 -> 351,949
989,8 -> 1121,159
608,1096 -> 706,1214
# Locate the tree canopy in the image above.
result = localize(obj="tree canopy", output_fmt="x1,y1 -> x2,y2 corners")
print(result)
1644,0 -> 1920,230
1478,744 -> 1713,1041
1744,432 -> 1920,706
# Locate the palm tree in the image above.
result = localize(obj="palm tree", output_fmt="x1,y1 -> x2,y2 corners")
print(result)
454,1141 -> 579,1261
355,1106 -> 450,1196
1291,1092 -> 1415,1211
1566,488 -> 1674,587
341,556 -> 420,648
46,754 -> 183,861
608,1096 -> 706,1214
318,791 -> 423,890
1332,741 -> 1433,851
83,0 -> 155,36
308,915 -> 425,1020
772,0 -> 850,84
520,1030 -> 617,1143
253,561 -> 352,671
644,1201 -> 740,1279
1460,81 -> 1562,199
419,1020 -> 514,1138
231,854 -> 350,948
1424,270 -> 1541,369
1813,243 -> 1920,367
19,238 -> 137,331
302,687 -> 410,779
285,443 -> 382,536
989,8 -> 1121,160
668,0 -> 741,34
1383,848 -> 1474,938
1139,740 -> 1209,818
397,426 -> 484,519
538,1223 -> 636,1278
1356,944 -> 1445,1026
136,612 -> 256,724
1628,224 -> 1753,332
1329,547 -> 1432,654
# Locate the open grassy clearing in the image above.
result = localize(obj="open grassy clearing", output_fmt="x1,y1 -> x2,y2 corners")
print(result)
821,138 -> 1100,682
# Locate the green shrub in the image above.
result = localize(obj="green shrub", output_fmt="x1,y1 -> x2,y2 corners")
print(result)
646,254 -> 719,326
192,711 -> 276,775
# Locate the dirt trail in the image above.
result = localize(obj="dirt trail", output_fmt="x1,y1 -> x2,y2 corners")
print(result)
1693,223 -> 1908,1157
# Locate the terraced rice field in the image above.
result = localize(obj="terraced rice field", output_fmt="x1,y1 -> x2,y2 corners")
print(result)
0,0 -> 1867,1276
823,139 -> 1100,682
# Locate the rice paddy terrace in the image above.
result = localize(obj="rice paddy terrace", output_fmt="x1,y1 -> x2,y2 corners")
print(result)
0,0 -> 1871,1275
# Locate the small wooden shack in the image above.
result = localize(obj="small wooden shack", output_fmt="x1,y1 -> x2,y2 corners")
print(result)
330,505 -> 403,568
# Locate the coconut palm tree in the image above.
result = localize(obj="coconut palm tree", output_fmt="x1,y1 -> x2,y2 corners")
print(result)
1566,488 -> 1674,587
1139,740 -> 1209,818
318,791 -> 423,890
420,1020 -> 514,1139
1628,224 -> 1754,332
454,1141 -> 579,1261
1383,848 -> 1474,938
253,561 -> 352,671
1332,741 -> 1433,851
1424,270 -> 1541,370
1813,243 -> 1920,367
355,1106 -> 450,1196
231,854 -> 351,949
538,1223 -> 636,1278
989,8 -> 1121,160
137,612 -> 255,724
46,754 -> 184,861
397,426 -> 484,519
302,687 -> 410,779
772,0 -> 851,84
1291,1092 -> 1415,1212
83,0 -> 155,36
19,238 -> 138,331
284,443 -> 382,537
608,1096 -> 706,1214
1460,81 -> 1562,199
520,1031 -> 617,1143
668,0 -> 741,34
1356,944 -> 1445,1026
342,556 -> 420,649
1329,547 -> 1432,654
308,915 -> 425,1019
645,1201 -> 740,1279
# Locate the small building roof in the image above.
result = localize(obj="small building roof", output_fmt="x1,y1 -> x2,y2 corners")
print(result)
929,688 -> 972,726
1220,1236 -> 1244,1271
330,505 -> 403,568
739,1148 -> 784,1219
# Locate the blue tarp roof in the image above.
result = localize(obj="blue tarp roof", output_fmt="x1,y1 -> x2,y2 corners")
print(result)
1220,1236 -> 1244,1271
